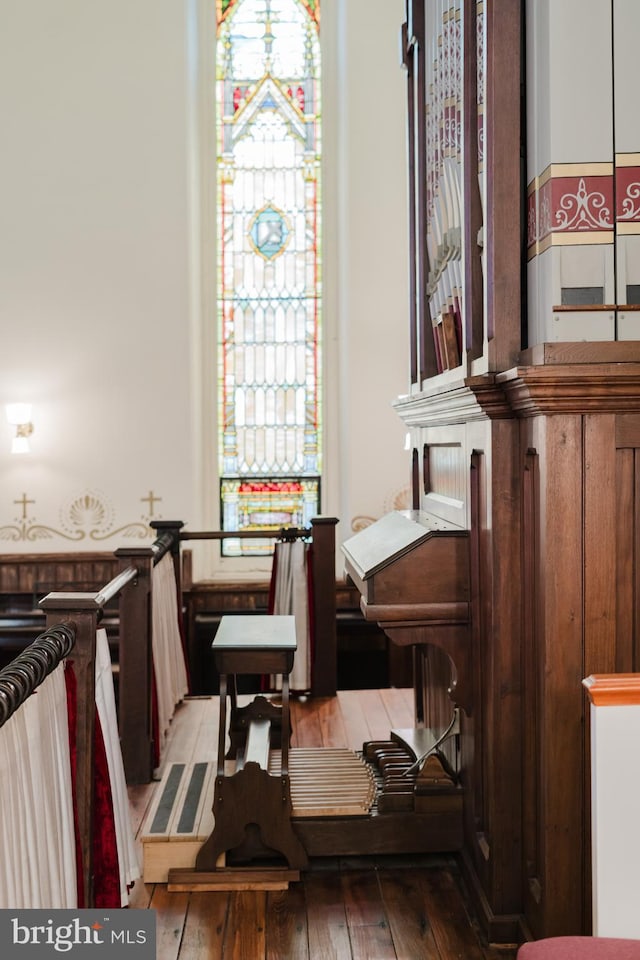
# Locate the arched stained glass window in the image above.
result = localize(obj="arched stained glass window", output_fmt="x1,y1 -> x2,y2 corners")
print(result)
216,0 -> 322,556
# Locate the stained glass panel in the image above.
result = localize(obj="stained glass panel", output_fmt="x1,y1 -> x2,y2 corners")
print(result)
220,477 -> 320,555
217,0 -> 321,555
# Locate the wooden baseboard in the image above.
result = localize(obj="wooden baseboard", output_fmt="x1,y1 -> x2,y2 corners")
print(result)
457,848 -> 528,945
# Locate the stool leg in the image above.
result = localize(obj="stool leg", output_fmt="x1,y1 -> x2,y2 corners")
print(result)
281,672 -> 290,777
217,673 -> 228,776
229,673 -> 238,715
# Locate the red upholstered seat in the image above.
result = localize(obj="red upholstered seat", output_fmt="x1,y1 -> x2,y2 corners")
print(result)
518,939 -> 640,959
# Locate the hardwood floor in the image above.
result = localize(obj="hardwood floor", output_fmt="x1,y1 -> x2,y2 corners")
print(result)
127,691 -> 519,960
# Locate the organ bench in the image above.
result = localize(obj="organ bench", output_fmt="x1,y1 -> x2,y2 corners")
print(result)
194,614 -> 307,873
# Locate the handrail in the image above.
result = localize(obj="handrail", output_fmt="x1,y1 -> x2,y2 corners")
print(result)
96,566 -> 139,605
151,531 -> 176,564
0,621 -> 76,728
180,526 -> 311,541
42,567 -> 139,610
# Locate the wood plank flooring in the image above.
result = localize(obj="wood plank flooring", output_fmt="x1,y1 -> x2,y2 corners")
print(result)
128,691 -> 519,960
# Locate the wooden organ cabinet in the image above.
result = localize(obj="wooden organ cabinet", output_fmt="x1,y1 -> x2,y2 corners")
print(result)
389,0 -> 640,945
342,511 -> 472,732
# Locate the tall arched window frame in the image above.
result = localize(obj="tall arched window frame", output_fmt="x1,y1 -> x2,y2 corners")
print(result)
216,0 -> 322,556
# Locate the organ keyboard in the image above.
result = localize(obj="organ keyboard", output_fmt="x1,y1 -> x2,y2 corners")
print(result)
162,595 -> 467,889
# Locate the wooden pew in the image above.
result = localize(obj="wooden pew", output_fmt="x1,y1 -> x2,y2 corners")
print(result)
0,552 -> 120,667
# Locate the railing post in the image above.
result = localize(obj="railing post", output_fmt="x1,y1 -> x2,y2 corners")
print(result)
114,546 -> 154,784
150,520 -> 184,590
310,516 -> 339,697
40,593 -> 101,908
150,519 -> 188,690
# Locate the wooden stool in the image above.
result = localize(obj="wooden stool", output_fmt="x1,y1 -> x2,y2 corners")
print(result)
518,939 -> 640,959
195,615 -> 308,871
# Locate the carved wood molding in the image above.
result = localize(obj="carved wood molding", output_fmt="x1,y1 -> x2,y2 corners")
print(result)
394,375 -> 512,427
583,673 -> 640,707
396,363 -> 640,426
465,376 -> 514,419
498,363 -> 640,415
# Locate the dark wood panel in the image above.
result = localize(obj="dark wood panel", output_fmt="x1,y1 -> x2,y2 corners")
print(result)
463,0 -> 484,360
467,449 -> 486,847
477,418 -> 523,921
584,414 -> 617,675
0,553 -> 118,597
635,452 -> 640,672
616,413 -> 640,448
616,449 -> 635,673
536,415 -> 585,937
485,0 -> 522,362
521,447 -> 540,917
522,341 -> 640,367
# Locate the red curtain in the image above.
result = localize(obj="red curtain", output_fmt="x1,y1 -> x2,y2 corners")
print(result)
64,661 -> 121,908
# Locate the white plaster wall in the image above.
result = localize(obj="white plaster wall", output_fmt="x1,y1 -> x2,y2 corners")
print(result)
0,0 -> 195,546
0,0 -> 409,574
325,0 -> 410,539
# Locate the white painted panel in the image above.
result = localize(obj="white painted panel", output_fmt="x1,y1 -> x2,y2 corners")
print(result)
616,236 -> 640,303
590,702 -> 640,938
549,0 -> 613,163
559,245 -> 609,291
527,258 -> 543,348
613,0 -> 640,153
525,0 -> 552,176
617,312 -> 640,340
548,310 -> 615,342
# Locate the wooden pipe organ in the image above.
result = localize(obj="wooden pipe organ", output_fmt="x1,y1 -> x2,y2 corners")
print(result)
142,511 -> 471,886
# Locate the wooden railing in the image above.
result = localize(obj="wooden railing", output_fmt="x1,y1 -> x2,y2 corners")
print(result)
40,523 -> 186,786
2,517 -> 339,787
172,516 -> 339,698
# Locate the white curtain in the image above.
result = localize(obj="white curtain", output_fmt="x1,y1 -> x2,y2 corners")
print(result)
95,627 -> 140,905
0,664 -> 77,908
270,540 -> 311,693
151,553 -> 189,758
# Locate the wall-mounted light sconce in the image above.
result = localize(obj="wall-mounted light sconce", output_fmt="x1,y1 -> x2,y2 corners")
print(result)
6,403 -> 34,454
